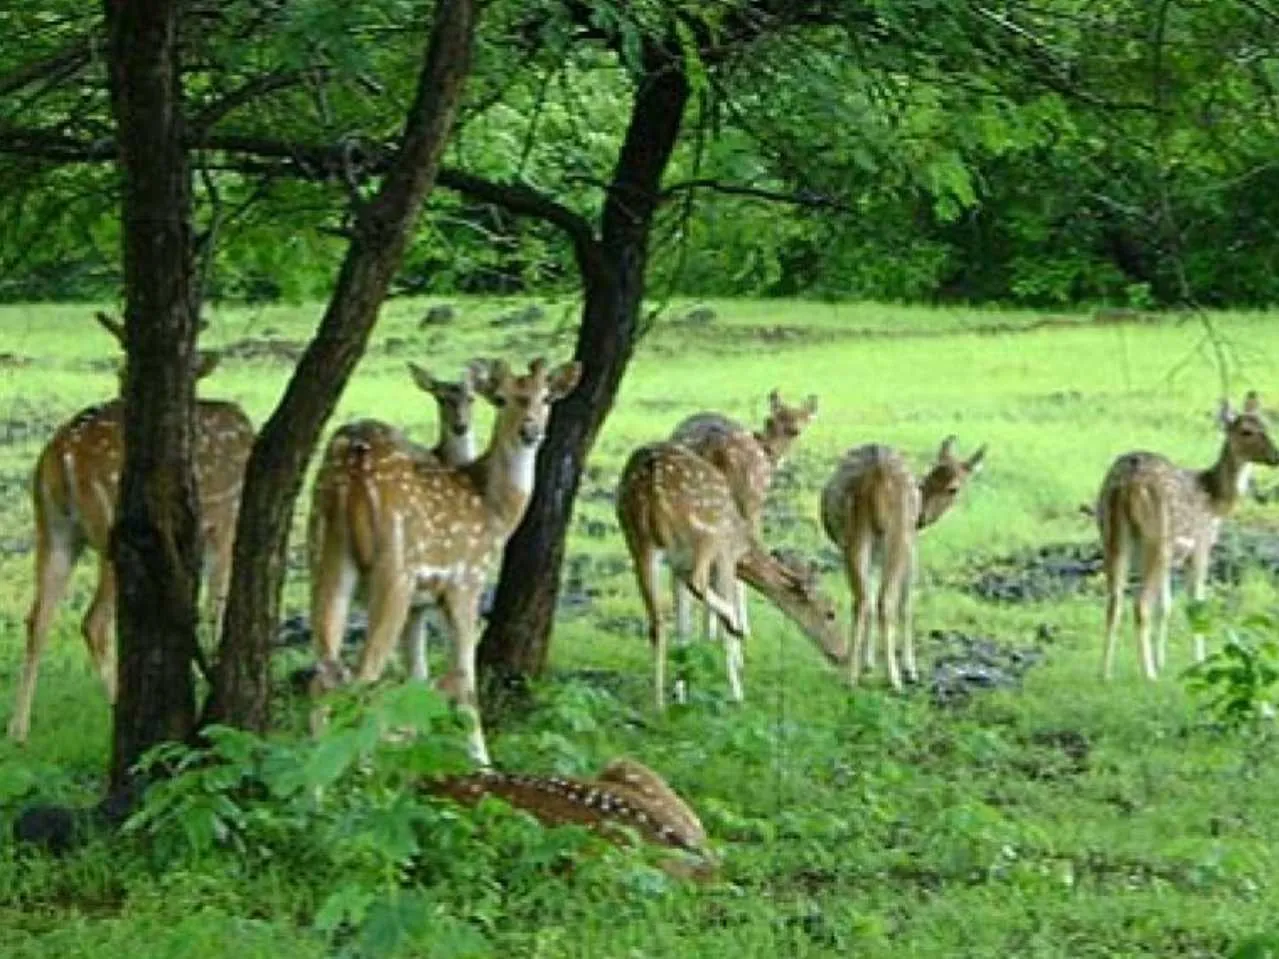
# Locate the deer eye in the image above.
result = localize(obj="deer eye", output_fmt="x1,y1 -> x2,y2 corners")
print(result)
493,396 -> 507,408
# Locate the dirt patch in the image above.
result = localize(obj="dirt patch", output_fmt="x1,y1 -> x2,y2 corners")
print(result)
965,527 -> 1279,603
560,552 -> 630,613
0,352 -> 33,369
926,629 -> 1049,707
220,336 -> 306,363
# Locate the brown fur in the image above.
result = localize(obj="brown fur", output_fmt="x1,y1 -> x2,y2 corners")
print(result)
820,437 -> 985,690
669,391 -> 818,642
307,357 -> 582,767
9,355 -> 253,743
616,441 -> 841,710
1097,392 -> 1279,679
422,756 -> 715,880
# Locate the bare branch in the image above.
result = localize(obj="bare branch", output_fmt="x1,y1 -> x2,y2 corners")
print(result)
0,36 -> 96,100
659,177 -> 855,213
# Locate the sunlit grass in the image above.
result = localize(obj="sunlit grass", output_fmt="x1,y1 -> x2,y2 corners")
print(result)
2,298 -> 1279,956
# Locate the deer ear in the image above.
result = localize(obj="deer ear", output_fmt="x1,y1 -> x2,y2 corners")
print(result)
469,358 -> 506,400
95,311 -> 126,344
408,362 -> 438,395
803,394 -> 819,417
194,351 -> 220,380
937,434 -> 958,463
768,389 -> 783,414
1218,398 -> 1237,428
965,444 -> 987,473
1244,391 -> 1262,415
547,360 -> 582,401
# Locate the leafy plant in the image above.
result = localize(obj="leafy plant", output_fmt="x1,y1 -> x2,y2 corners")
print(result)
1183,612 -> 1279,733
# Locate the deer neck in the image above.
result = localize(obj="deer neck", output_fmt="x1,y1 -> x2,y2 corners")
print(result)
471,434 -> 538,529
1198,441 -> 1252,515
736,542 -> 844,666
437,426 -> 475,466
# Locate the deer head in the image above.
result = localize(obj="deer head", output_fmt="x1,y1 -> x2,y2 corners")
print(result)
96,311 -> 220,385
760,389 -> 819,459
1218,392 -> 1279,467
475,356 -> 583,450
917,435 -> 987,529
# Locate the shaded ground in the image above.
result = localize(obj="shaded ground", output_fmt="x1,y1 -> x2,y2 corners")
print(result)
925,627 -> 1052,708
965,527 -> 1279,603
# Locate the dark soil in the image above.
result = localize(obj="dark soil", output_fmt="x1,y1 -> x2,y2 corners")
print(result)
926,629 -> 1050,708
220,336 -> 306,363
965,527 -> 1279,604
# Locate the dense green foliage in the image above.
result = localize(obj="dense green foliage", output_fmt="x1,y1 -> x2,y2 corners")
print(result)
5,1 -> 1279,307
4,299 -> 1279,955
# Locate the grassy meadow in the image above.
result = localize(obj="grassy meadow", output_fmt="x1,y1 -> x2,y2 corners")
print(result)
2,298 -> 1279,957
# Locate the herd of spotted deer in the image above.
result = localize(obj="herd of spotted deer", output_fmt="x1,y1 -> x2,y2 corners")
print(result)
6,311 -> 1279,869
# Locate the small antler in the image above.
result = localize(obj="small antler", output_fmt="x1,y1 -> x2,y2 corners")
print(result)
1244,391 -> 1262,414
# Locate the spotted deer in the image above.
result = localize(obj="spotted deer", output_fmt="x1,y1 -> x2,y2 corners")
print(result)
669,390 -> 819,641
8,312 -> 254,743
1097,392 -> 1279,681
616,441 -> 844,712
423,755 -> 715,880
820,437 -> 986,691
315,363 -> 483,681
307,357 -> 582,767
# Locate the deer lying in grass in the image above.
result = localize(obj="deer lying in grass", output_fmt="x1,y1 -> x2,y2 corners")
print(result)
820,437 -> 986,691
8,312 -> 254,743
669,390 -> 819,641
424,756 -> 713,878
616,441 -> 843,711
308,357 -> 582,767
1097,392 -> 1279,680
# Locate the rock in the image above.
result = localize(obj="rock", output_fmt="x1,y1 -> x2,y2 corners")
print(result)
419,304 -> 458,328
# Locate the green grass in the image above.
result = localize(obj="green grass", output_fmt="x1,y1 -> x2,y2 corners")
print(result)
2,297 -> 1279,957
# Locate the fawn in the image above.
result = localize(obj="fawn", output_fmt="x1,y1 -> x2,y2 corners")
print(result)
617,440 -> 842,710
1097,391 -> 1279,680
9,313 -> 253,742
307,357 -> 581,766
669,390 -> 818,640
820,436 -> 985,690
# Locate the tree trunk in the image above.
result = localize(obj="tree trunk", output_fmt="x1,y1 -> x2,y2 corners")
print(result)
103,0 -> 203,791
200,0 -> 477,731
479,54 -> 690,678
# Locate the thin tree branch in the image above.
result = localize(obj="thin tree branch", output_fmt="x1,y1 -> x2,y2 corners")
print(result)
0,36 -> 96,99
659,177 -> 855,212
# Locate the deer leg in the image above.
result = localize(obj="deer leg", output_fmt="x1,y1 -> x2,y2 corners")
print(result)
438,587 -> 489,768
309,545 -> 357,694
734,579 -> 750,639
1153,565 -> 1173,675
203,526 -> 233,650
625,533 -> 668,712
81,558 -> 118,703
400,604 -> 431,682
900,548 -> 919,684
716,556 -> 745,704
1100,517 -> 1130,681
844,532 -> 873,687
687,542 -> 740,637
879,531 -> 912,693
671,572 -> 691,706
1189,545 -> 1211,663
9,522 -> 81,743
1134,538 -> 1168,681
355,570 -> 414,684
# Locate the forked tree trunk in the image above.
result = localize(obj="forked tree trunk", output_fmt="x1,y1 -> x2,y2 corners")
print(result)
479,54 -> 690,678
200,0 -> 477,731
103,0 -> 203,790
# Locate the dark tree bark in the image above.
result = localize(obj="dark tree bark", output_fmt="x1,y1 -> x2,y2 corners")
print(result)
478,49 -> 690,677
103,0 -> 203,790
200,0 -> 477,731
